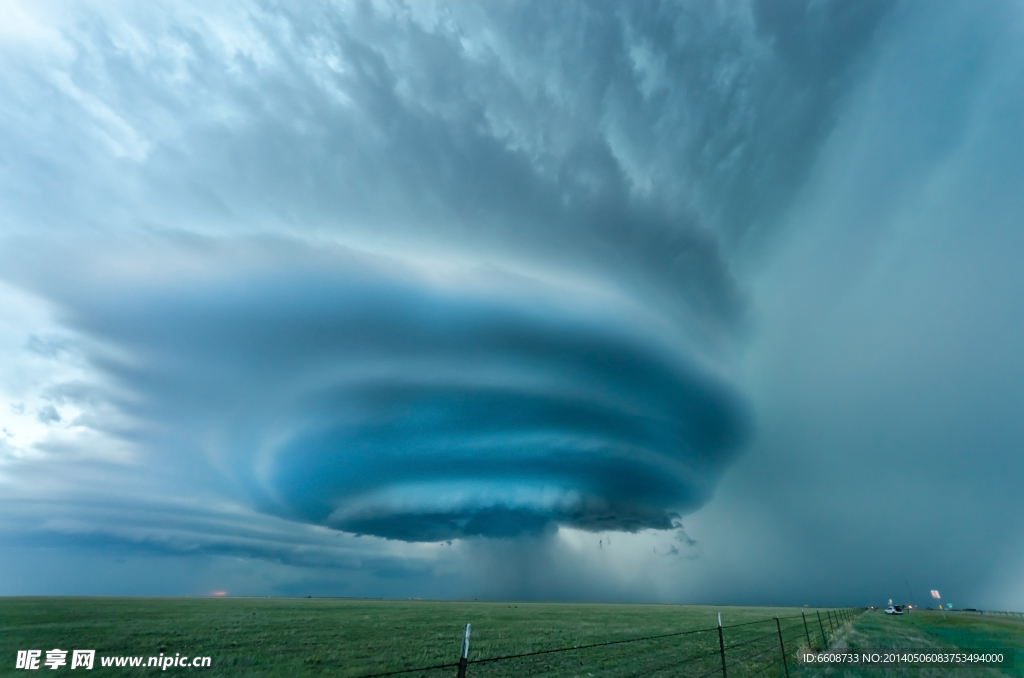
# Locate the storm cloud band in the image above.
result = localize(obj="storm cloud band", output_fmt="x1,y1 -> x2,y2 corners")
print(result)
2,238 -> 749,542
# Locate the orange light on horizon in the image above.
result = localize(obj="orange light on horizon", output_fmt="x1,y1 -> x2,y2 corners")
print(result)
211,591 -> 228,597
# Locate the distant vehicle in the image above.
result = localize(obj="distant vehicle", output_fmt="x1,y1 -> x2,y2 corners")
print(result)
885,605 -> 904,615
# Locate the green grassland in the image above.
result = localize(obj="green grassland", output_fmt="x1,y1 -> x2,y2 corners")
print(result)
793,609 -> 1024,678
1,598 -> 834,677
0,598 -> 1017,677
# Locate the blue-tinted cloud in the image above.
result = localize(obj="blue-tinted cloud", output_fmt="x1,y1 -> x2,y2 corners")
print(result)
2,236 -> 749,542
3,0 -> 1022,609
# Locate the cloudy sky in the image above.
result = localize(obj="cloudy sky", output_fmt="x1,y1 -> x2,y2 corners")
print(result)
1,0 -> 1022,610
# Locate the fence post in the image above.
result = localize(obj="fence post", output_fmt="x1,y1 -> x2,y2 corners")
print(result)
456,623 -> 471,678
717,613 -> 727,678
775,617 -> 790,678
802,611 -> 812,650
816,610 -> 827,648
827,610 -> 835,636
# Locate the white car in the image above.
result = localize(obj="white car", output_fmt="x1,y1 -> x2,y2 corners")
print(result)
884,605 -> 904,615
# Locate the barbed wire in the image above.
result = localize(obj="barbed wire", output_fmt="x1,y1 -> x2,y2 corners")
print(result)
618,645 -> 726,678
467,624 -> 715,665
723,629 -> 780,652
353,661 -> 460,678
349,608 -> 862,678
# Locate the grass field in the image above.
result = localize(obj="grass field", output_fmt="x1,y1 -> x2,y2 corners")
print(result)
0,598 -> 1018,677
793,609 -> 1024,678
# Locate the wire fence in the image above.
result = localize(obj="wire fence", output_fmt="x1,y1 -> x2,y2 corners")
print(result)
351,608 -> 863,678
957,609 -> 1024,618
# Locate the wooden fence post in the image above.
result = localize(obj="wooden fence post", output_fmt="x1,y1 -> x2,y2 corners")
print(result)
816,610 -> 827,648
802,611 -> 812,650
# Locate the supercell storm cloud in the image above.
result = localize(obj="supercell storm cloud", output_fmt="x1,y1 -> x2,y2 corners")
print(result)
0,0 -> 773,551
2,0 -> 1024,606
3,237 -> 749,542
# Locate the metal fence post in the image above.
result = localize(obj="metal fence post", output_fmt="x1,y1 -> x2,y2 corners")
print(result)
802,611 -> 811,650
816,610 -> 827,648
717,613 -> 727,678
827,610 -> 835,636
456,623 -> 471,678
775,616 -> 790,678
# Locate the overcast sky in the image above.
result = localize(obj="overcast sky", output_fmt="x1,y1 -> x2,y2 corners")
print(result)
1,0 -> 1022,610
